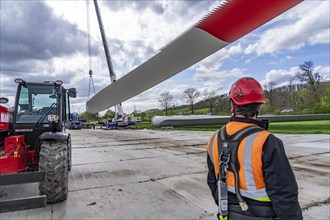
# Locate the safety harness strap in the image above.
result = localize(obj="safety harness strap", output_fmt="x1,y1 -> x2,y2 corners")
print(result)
217,125 -> 264,218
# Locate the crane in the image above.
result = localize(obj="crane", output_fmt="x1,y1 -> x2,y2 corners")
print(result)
88,0 -> 127,125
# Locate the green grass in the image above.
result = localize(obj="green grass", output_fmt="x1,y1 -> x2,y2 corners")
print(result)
268,120 -> 330,134
173,125 -> 224,131
194,108 -> 210,114
133,120 -> 330,134
130,121 -> 152,129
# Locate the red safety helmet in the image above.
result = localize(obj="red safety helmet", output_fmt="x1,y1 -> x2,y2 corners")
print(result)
229,77 -> 265,105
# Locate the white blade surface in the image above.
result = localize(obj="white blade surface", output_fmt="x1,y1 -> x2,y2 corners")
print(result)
86,28 -> 228,113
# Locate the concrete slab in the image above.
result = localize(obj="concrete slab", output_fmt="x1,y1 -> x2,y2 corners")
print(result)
0,183 -> 51,220
303,203 -> 330,219
69,160 -> 150,191
51,181 -> 209,219
125,154 -> 206,180
158,173 -> 218,213
0,129 -> 329,219
73,147 -> 120,165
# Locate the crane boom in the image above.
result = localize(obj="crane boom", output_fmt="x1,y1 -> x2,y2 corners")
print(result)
93,0 -> 116,82
92,0 -> 124,117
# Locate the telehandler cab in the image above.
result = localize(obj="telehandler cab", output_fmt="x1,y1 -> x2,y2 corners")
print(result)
0,78 -> 76,213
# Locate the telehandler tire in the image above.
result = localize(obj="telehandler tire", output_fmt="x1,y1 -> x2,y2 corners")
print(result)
38,140 -> 68,203
67,135 -> 72,171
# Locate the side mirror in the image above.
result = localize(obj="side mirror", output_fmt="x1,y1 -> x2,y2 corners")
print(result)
0,97 -> 9,104
68,88 -> 77,98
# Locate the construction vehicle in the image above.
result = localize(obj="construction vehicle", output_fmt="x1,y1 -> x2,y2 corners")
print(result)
67,114 -> 93,129
77,116 -> 93,129
67,113 -> 82,129
0,78 -> 77,213
100,114 -> 132,129
0,98 -> 12,146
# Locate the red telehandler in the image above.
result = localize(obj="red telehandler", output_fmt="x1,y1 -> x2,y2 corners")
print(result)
0,79 -> 76,213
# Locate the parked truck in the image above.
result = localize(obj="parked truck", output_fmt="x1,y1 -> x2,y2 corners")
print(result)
68,113 -> 82,129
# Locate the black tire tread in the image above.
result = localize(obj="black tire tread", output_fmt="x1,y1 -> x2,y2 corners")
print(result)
38,140 -> 68,203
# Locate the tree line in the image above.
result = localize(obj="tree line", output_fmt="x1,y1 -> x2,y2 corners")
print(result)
155,61 -> 329,117
83,61 -> 329,122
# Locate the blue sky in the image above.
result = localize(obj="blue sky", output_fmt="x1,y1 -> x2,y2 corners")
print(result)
0,0 -> 329,114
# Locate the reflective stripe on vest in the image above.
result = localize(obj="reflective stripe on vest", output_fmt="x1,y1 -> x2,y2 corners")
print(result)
206,122 -> 271,201
207,130 -> 218,166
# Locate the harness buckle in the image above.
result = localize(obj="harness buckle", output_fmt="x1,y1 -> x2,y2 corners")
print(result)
239,201 -> 249,211
220,152 -> 231,165
220,163 -> 228,179
219,151 -> 231,179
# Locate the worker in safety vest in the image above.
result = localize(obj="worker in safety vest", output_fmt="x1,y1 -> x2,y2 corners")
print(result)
206,77 -> 302,220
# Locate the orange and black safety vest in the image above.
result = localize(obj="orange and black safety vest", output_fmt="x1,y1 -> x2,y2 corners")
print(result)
206,121 -> 271,202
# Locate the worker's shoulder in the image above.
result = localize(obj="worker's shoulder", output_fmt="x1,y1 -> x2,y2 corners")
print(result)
259,128 -> 272,136
263,133 -> 285,152
265,132 -> 282,142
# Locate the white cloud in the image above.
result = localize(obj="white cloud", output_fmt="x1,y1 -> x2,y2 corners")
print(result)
261,67 -> 299,88
193,43 -> 242,72
261,65 -> 330,88
45,1 -> 88,32
193,67 -> 245,88
308,29 -> 330,45
285,55 -> 292,60
315,66 -> 330,81
245,59 -> 251,64
244,1 -> 330,56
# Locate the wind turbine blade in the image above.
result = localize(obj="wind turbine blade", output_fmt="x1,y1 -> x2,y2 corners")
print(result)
87,28 -> 227,113
87,0 -> 303,113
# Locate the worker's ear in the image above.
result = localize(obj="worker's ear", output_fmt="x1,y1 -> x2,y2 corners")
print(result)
230,102 -> 235,114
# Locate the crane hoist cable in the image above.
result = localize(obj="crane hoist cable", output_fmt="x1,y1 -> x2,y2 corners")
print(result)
86,0 -> 96,99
